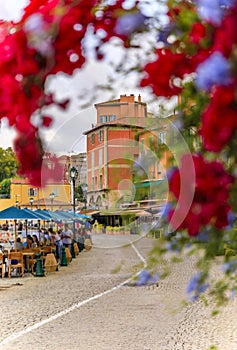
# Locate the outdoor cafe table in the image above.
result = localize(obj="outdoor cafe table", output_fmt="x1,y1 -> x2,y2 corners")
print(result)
22,251 -> 35,273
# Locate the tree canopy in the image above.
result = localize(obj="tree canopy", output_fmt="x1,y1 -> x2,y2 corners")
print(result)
0,147 -> 17,183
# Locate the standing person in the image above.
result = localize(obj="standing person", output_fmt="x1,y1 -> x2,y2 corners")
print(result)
85,220 -> 91,232
54,229 -> 63,263
61,223 -> 73,252
77,228 -> 85,252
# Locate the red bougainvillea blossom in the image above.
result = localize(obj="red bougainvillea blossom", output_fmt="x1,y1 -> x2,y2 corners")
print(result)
199,84 -> 237,152
168,154 -> 234,236
140,49 -> 194,97
189,22 -> 207,44
0,0 -> 139,186
198,4 -> 237,152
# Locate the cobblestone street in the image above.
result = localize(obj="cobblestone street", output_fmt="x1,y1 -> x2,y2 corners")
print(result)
0,234 -> 237,350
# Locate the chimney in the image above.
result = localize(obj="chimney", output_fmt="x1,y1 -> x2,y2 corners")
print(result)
138,94 -> 141,102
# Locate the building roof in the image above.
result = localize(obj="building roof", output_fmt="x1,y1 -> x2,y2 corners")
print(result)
84,119 -> 145,135
94,94 -> 146,107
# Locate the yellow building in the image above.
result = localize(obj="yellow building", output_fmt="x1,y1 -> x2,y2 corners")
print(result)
0,178 -> 71,211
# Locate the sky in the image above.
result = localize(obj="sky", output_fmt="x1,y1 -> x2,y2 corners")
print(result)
0,0 -> 173,156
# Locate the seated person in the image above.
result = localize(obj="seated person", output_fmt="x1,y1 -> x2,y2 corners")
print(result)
32,234 -> 39,247
26,235 -> 34,249
15,237 -> 24,250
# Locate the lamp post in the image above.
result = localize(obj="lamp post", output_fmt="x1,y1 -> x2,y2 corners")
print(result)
15,200 -> 19,208
30,197 -> 34,210
70,167 -> 78,259
49,192 -> 55,212
70,167 -> 78,229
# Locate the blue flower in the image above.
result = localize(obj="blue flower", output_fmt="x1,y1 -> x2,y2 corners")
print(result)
194,0 -> 233,25
197,230 -> 210,242
186,272 -> 201,294
136,269 -> 160,286
160,202 -> 173,221
196,52 -> 232,91
219,0 -> 236,7
165,239 -> 181,252
158,23 -> 176,44
115,12 -> 147,36
230,288 -> 236,300
221,260 -> 237,274
186,272 -> 209,301
227,211 -> 236,227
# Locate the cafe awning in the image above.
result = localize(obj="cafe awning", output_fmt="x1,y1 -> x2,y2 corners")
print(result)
134,179 -> 164,189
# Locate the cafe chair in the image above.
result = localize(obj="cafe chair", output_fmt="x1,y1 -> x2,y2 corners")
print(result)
8,252 -> 24,278
74,242 -> 79,256
65,247 -> 72,264
84,238 -> 92,251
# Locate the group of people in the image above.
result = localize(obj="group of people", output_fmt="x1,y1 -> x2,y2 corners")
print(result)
54,224 -> 92,263
14,223 -> 92,264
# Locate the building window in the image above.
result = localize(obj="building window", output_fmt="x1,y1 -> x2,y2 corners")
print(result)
99,115 -> 116,123
159,132 -> 166,144
91,151 -> 94,168
98,130 -> 104,142
100,175 -> 103,189
28,188 -> 38,196
157,161 -> 162,175
92,177 -> 94,190
91,133 -> 95,144
99,149 -> 103,166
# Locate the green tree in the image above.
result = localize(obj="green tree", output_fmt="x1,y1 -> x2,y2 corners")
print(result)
75,184 -> 86,203
0,147 -> 17,182
0,178 -> 11,198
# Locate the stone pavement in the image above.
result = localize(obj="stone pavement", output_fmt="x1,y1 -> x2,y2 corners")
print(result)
0,234 -> 237,350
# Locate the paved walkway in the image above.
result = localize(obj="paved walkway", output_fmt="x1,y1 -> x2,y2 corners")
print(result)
0,234 -> 237,349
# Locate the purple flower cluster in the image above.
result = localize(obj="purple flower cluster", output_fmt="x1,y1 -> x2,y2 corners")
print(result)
135,269 -> 160,286
115,12 -> 147,36
221,260 -> 237,274
194,0 -> 236,25
165,239 -> 181,252
186,272 -> 209,301
196,52 -> 232,91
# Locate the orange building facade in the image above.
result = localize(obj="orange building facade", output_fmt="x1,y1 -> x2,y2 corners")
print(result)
85,94 -> 176,210
84,94 -> 148,209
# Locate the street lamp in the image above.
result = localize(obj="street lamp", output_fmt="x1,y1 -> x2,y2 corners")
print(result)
49,192 -> 55,212
15,200 -> 19,208
70,166 -> 78,235
70,167 -> 78,211
30,197 -> 34,210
